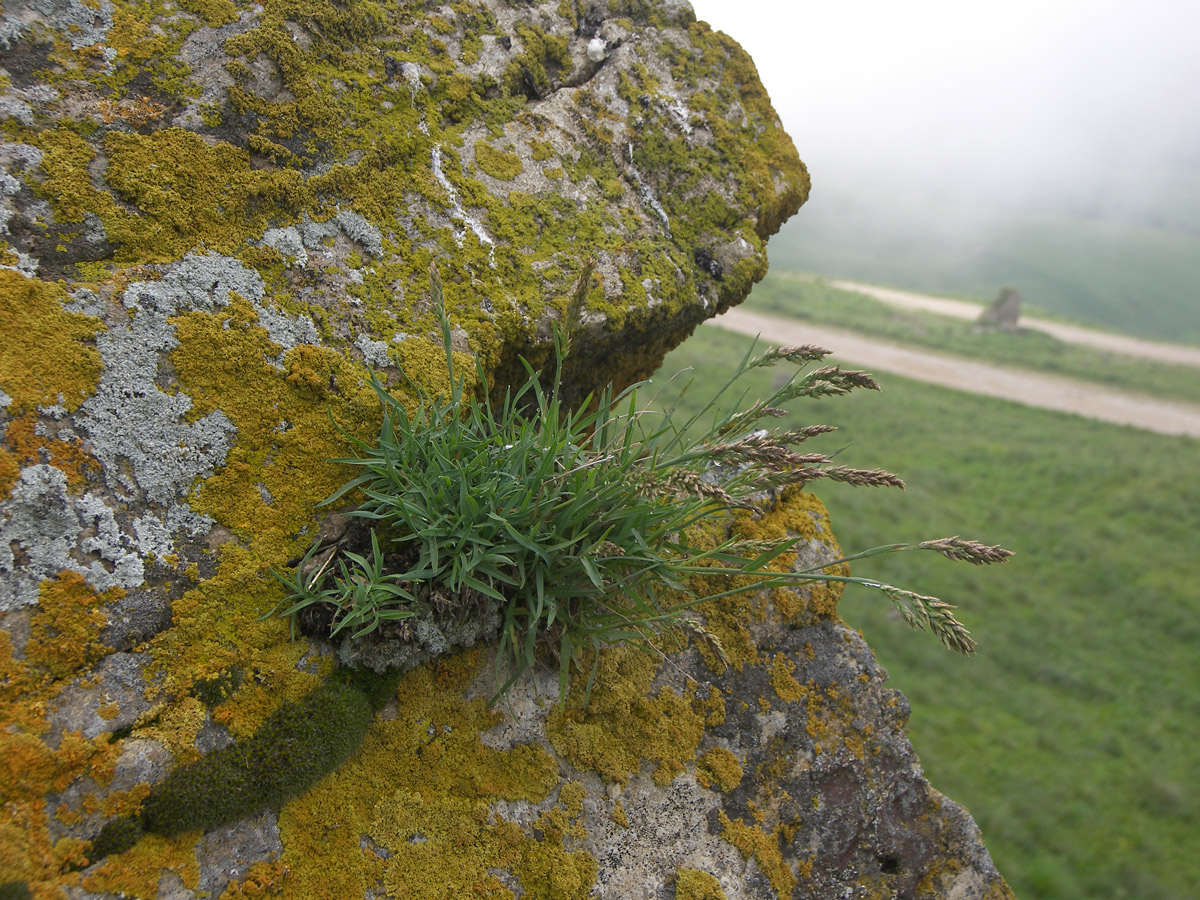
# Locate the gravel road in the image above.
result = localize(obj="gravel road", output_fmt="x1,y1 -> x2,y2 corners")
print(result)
709,307 -> 1200,439
824,278 -> 1200,369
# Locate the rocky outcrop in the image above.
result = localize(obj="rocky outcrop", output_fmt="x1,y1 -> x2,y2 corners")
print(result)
0,0 -> 1012,896
977,287 -> 1022,331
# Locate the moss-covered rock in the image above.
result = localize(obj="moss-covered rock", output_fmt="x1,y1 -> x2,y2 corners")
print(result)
0,0 -> 1014,897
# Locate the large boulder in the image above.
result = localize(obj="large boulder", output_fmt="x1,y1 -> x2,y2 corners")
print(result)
0,0 -> 1013,896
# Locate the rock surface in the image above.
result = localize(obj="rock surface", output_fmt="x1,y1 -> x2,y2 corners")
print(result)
0,0 -> 1012,896
976,286 -> 1022,331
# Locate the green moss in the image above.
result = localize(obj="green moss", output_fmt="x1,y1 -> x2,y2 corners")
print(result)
475,139 -> 524,181
674,868 -> 728,900
87,815 -> 147,860
505,24 -> 572,100
190,668 -> 245,708
0,882 -> 31,900
86,679 -> 372,862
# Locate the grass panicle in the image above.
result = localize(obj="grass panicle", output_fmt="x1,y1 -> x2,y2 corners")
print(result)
268,266 -> 1012,700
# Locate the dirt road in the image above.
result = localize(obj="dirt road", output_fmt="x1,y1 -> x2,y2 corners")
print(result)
822,277 -> 1200,369
709,307 -> 1200,439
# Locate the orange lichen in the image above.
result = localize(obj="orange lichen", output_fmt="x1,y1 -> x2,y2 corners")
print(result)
0,799 -> 90,895
25,573 -> 119,682
218,860 -> 289,899
79,831 -> 202,896
99,782 -> 152,820
0,630 -> 48,735
0,449 -> 19,497
0,413 -> 100,494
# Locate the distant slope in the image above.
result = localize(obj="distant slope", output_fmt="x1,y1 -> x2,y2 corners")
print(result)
771,185 -> 1200,343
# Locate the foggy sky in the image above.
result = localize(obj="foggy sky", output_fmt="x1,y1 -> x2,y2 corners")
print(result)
687,0 -> 1200,215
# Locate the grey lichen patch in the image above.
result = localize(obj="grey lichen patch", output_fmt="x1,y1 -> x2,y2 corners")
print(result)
131,506 -> 216,559
19,0 -> 116,52
354,333 -> 391,368
78,300 -> 237,507
46,650 -> 153,741
78,252 -> 322,506
262,211 -> 384,270
0,464 -> 144,611
583,771 -> 747,899
194,811 -> 284,899
260,225 -> 308,267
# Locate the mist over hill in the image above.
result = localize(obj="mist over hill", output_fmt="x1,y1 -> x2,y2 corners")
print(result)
767,163 -> 1200,344
686,0 -> 1200,343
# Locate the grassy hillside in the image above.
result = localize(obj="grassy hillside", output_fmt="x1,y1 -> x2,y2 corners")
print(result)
743,273 -> 1200,406
769,186 -> 1200,343
649,326 -> 1200,900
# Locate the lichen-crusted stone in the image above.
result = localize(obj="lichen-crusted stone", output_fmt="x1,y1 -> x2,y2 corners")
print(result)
0,0 -> 1013,896
0,0 -> 806,398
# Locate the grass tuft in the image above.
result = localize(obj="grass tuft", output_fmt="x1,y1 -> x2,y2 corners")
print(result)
269,264 -> 1011,699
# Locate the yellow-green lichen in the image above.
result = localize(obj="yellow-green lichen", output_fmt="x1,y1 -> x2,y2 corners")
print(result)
276,650 -> 592,900
546,646 -> 713,786
731,488 -> 845,626
769,654 -> 804,705
475,140 -> 524,181
610,800 -> 628,828
695,747 -> 743,793
674,867 -> 728,900
145,296 -> 384,712
0,271 -> 104,414
717,812 -> 798,900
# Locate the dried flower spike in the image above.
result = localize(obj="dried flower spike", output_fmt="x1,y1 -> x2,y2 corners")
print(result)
919,537 -> 1014,565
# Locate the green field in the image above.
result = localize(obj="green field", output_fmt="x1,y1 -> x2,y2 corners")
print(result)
649,325 -> 1200,900
743,273 -> 1200,406
767,186 -> 1200,343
